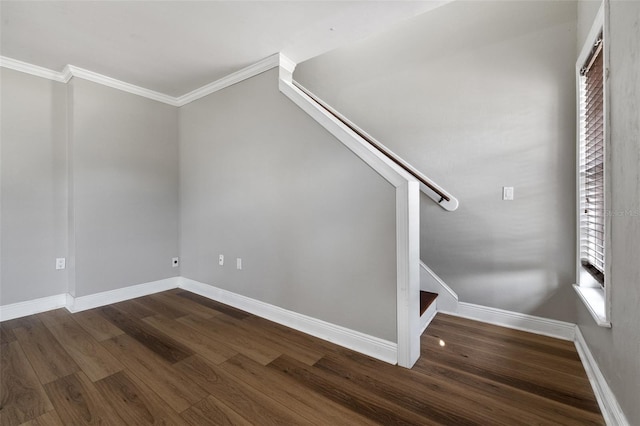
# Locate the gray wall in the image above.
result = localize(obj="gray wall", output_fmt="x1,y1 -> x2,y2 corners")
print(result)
179,68 -> 398,341
1,71 -> 179,304
1,68 -> 68,304
576,1 -> 640,423
71,78 -> 179,297
295,1 -> 579,322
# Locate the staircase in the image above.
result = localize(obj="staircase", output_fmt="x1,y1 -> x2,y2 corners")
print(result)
419,291 -> 438,334
277,53 -> 458,368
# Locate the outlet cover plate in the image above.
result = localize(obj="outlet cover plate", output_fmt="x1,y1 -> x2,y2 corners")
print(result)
55,258 -> 66,270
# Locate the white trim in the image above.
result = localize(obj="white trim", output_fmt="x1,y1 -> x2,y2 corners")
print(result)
419,261 -> 458,314
395,181 -> 421,367
278,77 -> 412,187
453,302 -> 576,341
67,65 -> 179,106
573,285 -> 611,327
0,56 -> 69,83
179,278 -> 398,364
278,53 -> 297,83
0,294 -> 67,321
419,300 -> 438,335
575,327 -> 629,426
0,53 -> 282,107
278,56 -> 410,188
65,277 -> 179,313
175,54 -> 280,106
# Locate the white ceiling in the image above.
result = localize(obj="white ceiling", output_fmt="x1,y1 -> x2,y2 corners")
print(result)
1,1 -> 445,96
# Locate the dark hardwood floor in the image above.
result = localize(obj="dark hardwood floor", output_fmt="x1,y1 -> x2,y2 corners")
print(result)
0,289 -> 604,425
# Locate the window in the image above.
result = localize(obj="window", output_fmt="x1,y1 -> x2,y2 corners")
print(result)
579,31 -> 605,286
573,3 -> 610,327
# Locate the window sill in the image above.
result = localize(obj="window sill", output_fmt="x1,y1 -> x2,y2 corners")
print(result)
573,284 -> 611,328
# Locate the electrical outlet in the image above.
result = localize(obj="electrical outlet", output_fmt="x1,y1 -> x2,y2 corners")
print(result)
219,254 -> 224,266
55,258 -> 66,270
172,257 -> 179,267
236,258 -> 242,270
502,186 -> 514,201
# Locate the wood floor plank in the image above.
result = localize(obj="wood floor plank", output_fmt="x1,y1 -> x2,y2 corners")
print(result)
110,299 -> 157,319
426,322 -> 587,377
18,410 -> 63,426
413,356 -> 605,425
222,354 -> 378,425
94,370 -> 185,425
13,323 -> 80,384
43,372 -> 123,425
0,341 -> 53,426
39,310 -> 123,382
0,324 -> 17,345
420,333 -> 601,413
143,314 -> 237,364
71,309 -> 124,342
150,292 -> 223,319
268,354 -> 438,426
134,295 -> 192,319
219,314 -> 323,365
196,314 -> 289,363
177,315 -> 279,365
1,316 -> 42,331
341,346 -> 600,425
99,305 -> 193,364
433,314 -> 579,356
175,291 -> 249,320
175,355 -> 312,425
101,334 -> 207,413
243,315 -> 345,356
180,395 -> 251,426
422,332 -> 592,393
317,351 -> 552,426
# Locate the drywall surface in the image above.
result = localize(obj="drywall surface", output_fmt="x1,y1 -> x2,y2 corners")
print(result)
296,1 -> 578,322
71,78 -> 179,297
577,0 -> 602,49
577,1 -> 640,423
179,68 -> 398,341
1,68 -> 68,304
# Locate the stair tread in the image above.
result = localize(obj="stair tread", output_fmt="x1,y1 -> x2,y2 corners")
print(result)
420,291 -> 438,316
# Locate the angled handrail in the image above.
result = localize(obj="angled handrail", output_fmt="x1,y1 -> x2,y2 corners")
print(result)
291,80 -> 458,211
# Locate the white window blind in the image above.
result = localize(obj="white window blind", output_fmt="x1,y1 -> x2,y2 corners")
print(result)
579,32 -> 605,285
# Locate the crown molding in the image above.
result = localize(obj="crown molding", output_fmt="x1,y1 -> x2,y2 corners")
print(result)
0,53 -> 286,107
175,53 -> 280,106
66,65 -> 179,106
278,53 -> 297,83
0,56 -> 70,83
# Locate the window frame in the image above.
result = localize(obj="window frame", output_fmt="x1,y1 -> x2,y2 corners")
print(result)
573,1 -> 611,328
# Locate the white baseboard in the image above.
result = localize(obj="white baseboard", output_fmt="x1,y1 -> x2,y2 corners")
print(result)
574,327 -> 629,426
453,302 -> 576,341
66,277 -> 180,313
179,278 -> 398,364
0,293 -> 68,321
2,276 -> 628,425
